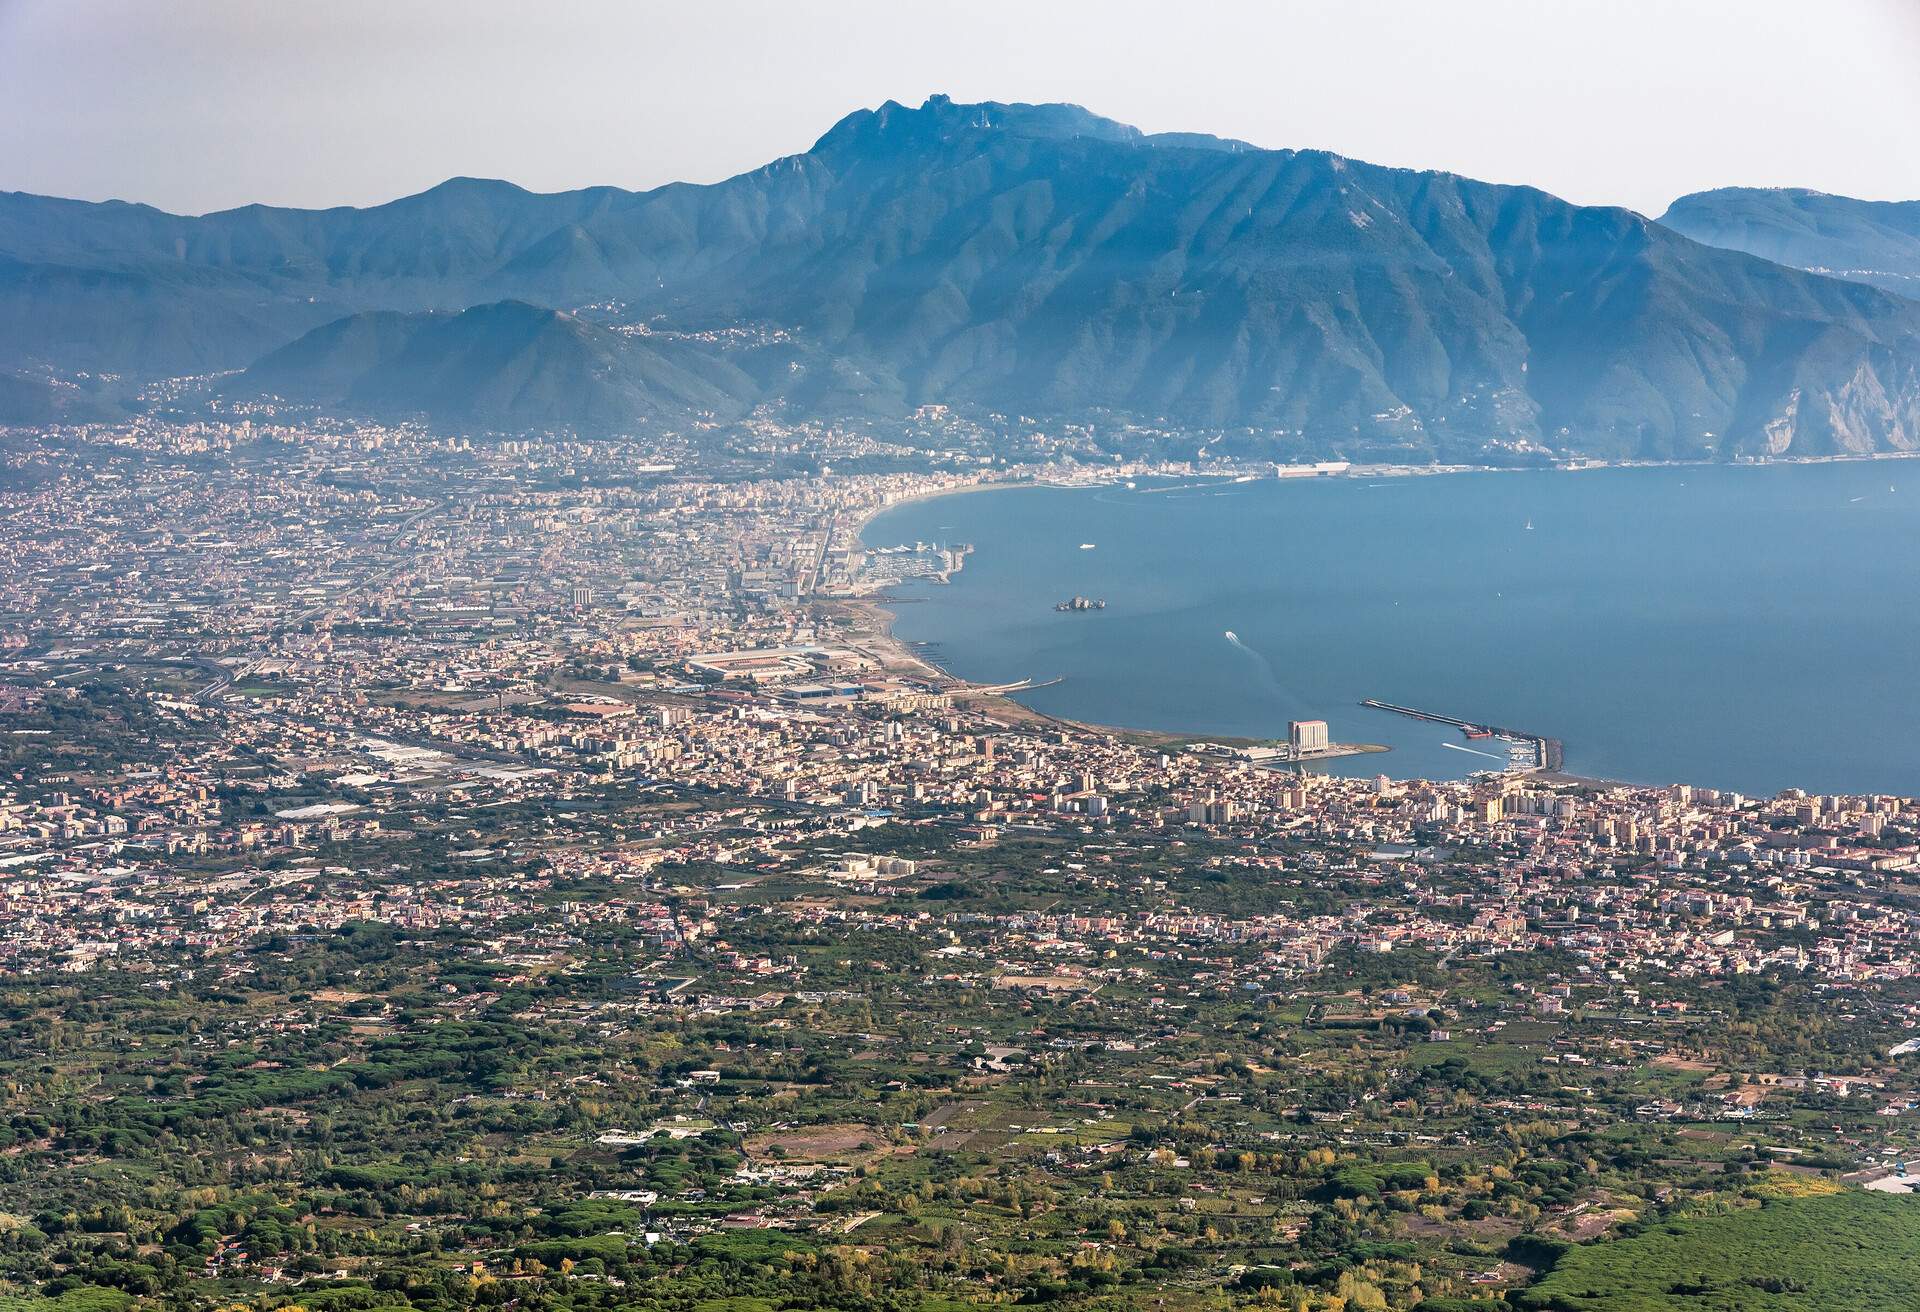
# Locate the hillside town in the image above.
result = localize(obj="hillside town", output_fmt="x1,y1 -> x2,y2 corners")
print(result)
5,417 -> 1920,1312
4,419 -> 1917,983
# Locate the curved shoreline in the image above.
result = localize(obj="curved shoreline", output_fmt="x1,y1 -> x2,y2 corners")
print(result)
843,455 -> 1920,788
845,476 -> 1382,754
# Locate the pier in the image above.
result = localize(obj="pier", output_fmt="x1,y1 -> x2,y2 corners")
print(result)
965,676 -> 1065,695
1360,699 -> 1564,771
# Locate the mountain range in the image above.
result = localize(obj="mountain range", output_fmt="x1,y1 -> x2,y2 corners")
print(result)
4,95 -> 1919,461
1661,188 -> 1920,297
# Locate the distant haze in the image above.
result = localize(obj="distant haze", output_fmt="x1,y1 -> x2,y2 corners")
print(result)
3,0 -> 1919,217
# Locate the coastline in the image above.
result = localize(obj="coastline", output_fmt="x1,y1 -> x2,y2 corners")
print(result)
842,472 -> 1500,766
842,474 -> 1388,755
847,441 -> 1920,544
842,474 -> 1152,738
839,453 -> 1920,786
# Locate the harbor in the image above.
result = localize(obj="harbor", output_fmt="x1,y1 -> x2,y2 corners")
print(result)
1360,699 -> 1564,772
864,461 -> 1920,793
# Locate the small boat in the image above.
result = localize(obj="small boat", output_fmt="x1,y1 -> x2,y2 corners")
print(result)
1079,543 -> 1097,550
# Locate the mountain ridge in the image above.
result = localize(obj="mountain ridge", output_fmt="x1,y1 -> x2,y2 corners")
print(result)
1660,186 -> 1920,297
5,96 -> 1920,460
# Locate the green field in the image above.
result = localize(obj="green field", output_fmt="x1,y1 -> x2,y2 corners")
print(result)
1515,1190 -> 1920,1311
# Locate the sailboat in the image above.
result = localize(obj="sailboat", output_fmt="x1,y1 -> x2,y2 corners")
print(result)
1524,518 -> 1534,531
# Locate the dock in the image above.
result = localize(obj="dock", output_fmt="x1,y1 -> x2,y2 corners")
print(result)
1360,699 -> 1563,771
964,676 -> 1065,695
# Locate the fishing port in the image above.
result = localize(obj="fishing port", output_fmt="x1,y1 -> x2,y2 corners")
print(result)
1360,699 -> 1564,771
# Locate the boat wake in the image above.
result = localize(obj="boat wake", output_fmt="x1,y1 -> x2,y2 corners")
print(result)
1224,630 -> 1304,709
1442,741 -> 1507,762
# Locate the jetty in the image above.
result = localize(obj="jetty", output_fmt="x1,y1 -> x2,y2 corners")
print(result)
964,676 -> 1065,695
1360,699 -> 1564,771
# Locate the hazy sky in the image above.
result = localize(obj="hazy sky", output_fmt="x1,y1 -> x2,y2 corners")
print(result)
4,0 -> 1919,217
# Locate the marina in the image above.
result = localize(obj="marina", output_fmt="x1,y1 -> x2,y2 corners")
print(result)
1360,699 -> 1564,771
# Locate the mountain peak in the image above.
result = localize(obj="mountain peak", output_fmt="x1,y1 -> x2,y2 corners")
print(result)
1665,184 -> 1833,210
808,94 -> 1258,163
403,176 -> 534,205
809,94 -> 1147,158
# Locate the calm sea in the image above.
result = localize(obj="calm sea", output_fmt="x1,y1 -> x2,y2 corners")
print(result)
863,462 -> 1920,795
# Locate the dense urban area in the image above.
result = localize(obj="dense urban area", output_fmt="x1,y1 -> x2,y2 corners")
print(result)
4,413 -> 1920,1312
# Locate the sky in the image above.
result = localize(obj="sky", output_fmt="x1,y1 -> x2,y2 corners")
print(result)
3,0 -> 1919,217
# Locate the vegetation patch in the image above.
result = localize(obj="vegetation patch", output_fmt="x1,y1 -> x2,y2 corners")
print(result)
1515,1190 -> 1920,1311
